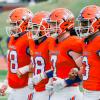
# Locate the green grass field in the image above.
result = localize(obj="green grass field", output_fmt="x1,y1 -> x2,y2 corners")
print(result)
0,0 -> 100,99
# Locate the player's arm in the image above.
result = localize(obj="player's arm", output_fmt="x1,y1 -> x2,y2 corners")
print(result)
16,47 -> 32,78
64,68 -> 82,87
16,64 -> 33,78
30,69 -> 54,85
51,71 -> 82,92
68,51 -> 83,80
50,52 -> 83,91
69,51 -> 82,68
47,74 -> 82,92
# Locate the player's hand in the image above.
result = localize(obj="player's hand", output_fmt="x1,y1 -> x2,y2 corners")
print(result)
16,70 -> 22,78
0,80 -> 8,96
69,68 -> 79,80
45,78 -> 53,91
32,73 -> 46,85
52,77 -> 66,92
0,85 -> 7,96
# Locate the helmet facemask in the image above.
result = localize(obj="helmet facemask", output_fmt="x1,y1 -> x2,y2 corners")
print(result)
27,18 -> 50,40
6,20 -> 26,37
47,18 -> 72,38
75,5 -> 100,38
47,19 -> 60,38
75,18 -> 92,38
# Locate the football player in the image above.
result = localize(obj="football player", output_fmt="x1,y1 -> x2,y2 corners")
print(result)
0,7 -> 33,100
76,5 -> 100,100
47,8 -> 83,100
26,11 -> 54,100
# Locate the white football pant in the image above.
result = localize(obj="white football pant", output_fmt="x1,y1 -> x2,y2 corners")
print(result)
32,90 -> 50,100
50,86 -> 83,100
8,86 -> 33,100
83,89 -> 100,100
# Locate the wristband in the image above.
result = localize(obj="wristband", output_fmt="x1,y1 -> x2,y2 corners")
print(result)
45,70 -> 53,78
65,75 -> 82,86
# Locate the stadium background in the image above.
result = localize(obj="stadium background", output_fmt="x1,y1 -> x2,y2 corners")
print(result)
0,0 -> 100,99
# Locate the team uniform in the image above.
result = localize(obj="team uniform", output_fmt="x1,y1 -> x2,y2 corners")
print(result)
75,5 -> 100,100
28,37 -> 54,100
50,36 -> 83,100
7,33 -> 32,100
82,35 -> 100,100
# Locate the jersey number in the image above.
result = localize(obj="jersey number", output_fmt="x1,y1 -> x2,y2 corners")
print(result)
83,56 -> 90,80
9,50 -> 18,73
51,55 -> 57,77
31,56 -> 45,75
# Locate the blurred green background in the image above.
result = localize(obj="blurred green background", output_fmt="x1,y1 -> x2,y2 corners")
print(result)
0,0 -> 100,56
0,0 -> 100,99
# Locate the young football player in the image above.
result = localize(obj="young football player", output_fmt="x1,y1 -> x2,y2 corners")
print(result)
47,8 -> 83,100
76,5 -> 100,100
26,11 -> 54,100
0,7 -> 33,100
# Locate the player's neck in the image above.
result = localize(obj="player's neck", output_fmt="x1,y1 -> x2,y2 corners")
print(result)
37,36 -> 47,44
57,32 -> 70,42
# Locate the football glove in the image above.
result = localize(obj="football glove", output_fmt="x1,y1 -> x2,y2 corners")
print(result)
32,72 -> 46,85
32,70 -> 53,85
52,77 -> 66,92
45,78 -> 53,91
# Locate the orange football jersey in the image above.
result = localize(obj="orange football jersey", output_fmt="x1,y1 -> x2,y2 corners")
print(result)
82,36 -> 100,90
7,33 -> 31,88
29,37 -> 53,92
49,36 -> 82,83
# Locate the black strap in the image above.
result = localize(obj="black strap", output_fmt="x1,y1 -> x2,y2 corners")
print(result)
70,28 -> 77,36
14,31 -> 27,40
84,31 -> 100,44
